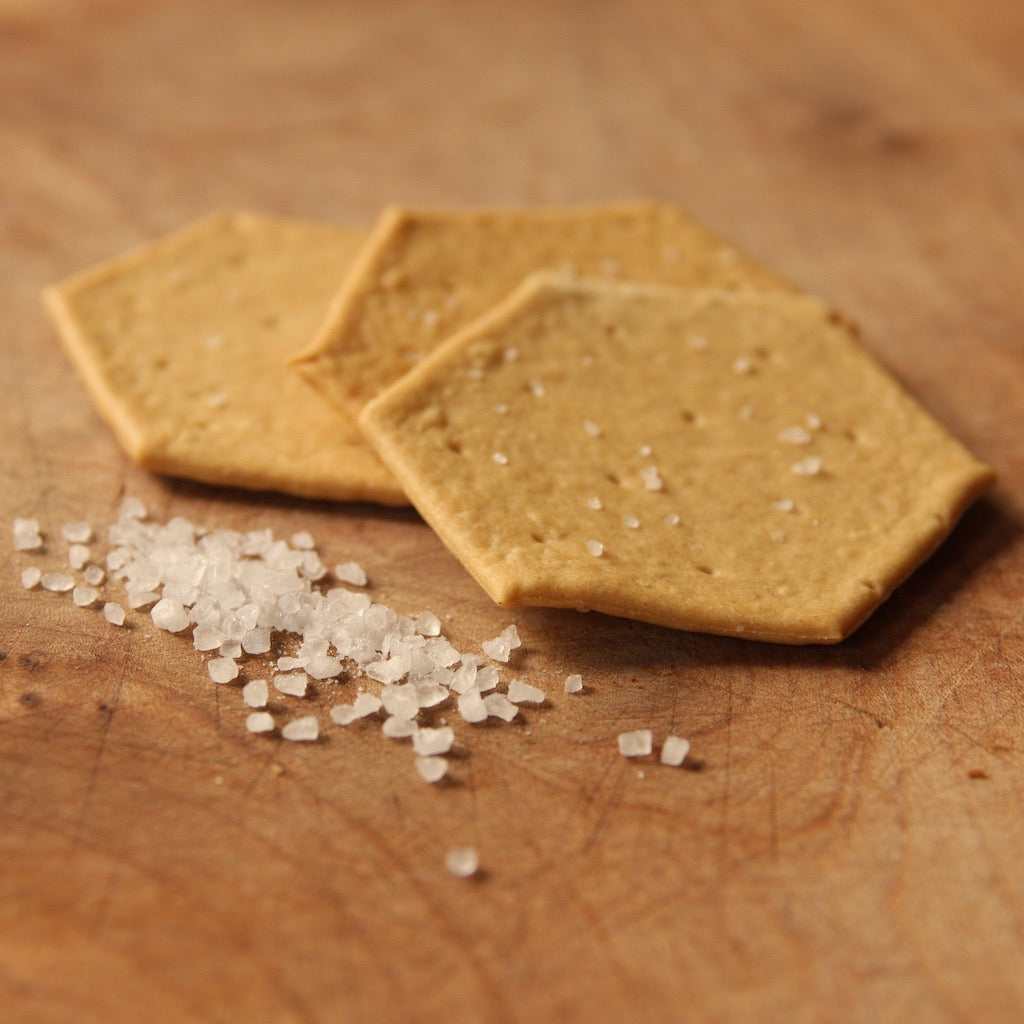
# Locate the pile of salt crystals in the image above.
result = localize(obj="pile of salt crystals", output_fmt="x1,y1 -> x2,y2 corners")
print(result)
13,498 -> 603,787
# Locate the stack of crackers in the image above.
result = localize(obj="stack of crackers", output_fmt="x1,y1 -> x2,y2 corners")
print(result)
44,202 -> 994,643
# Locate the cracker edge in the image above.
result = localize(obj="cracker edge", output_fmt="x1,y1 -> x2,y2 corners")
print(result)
359,273 -> 997,644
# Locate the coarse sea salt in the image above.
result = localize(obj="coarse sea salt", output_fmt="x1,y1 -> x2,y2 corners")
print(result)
412,726 -> 455,757
208,657 -> 239,684
507,679 -> 545,704
792,455 -> 823,476
242,678 -> 269,708
15,504 -> 593,858
334,561 -> 367,587
72,586 -> 99,608
41,572 -> 74,593
445,847 -> 480,878
482,624 -> 521,663
484,693 -> 518,722
246,711 -> 275,734
563,673 -> 584,694
20,567 -> 41,590
617,730 -> 653,757
382,716 -> 418,739
13,518 -> 43,551
281,716 -> 319,742
457,688 -> 488,723
67,544 -> 90,569
274,672 -> 308,698
416,756 -> 448,783
103,602 -> 126,626
660,735 -> 691,767
61,521 -> 93,543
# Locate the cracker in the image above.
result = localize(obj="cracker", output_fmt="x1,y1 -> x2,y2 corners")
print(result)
43,211 -> 406,505
290,200 -> 793,416
358,275 -> 995,643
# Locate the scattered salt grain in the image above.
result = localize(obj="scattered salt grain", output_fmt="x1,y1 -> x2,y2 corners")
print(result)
118,497 -> 146,519
246,711 -> 275,734
241,627 -> 271,655
622,514 -> 640,529
660,735 -> 691,767
382,716 -> 418,739
41,572 -> 74,592
586,495 -> 603,511
583,419 -> 602,438
638,444 -> 653,457
281,716 -> 319,742
83,564 -> 105,586
416,756 -> 448,783
564,673 -> 584,694
61,521 -> 93,543
617,730 -> 653,757
445,847 -> 480,878
274,672 -> 308,697
208,657 -> 239,684
331,692 -> 382,725
586,539 -> 604,557
806,412 -> 822,430
415,610 -> 442,636
103,602 -> 125,626
242,678 -> 269,708
12,518 -> 43,551
772,499 -> 796,513
128,588 -> 160,609
792,455 -> 823,476
412,726 -> 455,757
72,586 -> 99,608
733,356 -> 753,375
192,625 -> 223,651
20,567 -> 41,590
484,693 -> 518,722
778,425 -> 813,445
639,466 -> 663,491
529,380 -> 546,398
507,679 -> 545,704
380,683 -> 420,720
290,531 -> 316,550
457,688 -> 488,723
482,624 -> 521,663
491,452 -> 509,466
688,333 -> 709,351
334,561 -> 367,587
151,598 -> 189,632
664,513 -> 680,526
493,402 -> 509,415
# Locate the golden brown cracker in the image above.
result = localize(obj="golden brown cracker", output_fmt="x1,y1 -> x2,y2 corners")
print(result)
291,200 -> 793,417
359,275 -> 994,643
43,211 -> 407,505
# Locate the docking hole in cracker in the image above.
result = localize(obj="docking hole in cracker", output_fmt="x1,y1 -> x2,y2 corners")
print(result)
43,211 -> 407,506
290,199 -> 794,418
358,275 -> 995,644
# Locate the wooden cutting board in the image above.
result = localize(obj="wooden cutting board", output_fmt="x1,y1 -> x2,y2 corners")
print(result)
2,1 -> 1023,1021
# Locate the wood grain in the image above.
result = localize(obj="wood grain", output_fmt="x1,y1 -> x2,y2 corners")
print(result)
2,1 -> 1023,1021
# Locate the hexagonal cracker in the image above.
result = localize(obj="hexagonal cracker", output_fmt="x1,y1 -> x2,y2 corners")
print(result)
42,211 -> 406,505
289,199 -> 794,419
358,274 -> 995,643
